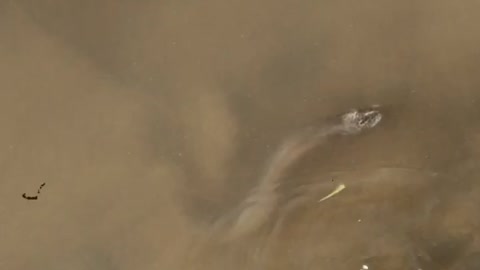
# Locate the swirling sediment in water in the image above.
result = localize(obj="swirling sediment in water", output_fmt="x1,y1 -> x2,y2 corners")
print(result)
216,106 -> 383,241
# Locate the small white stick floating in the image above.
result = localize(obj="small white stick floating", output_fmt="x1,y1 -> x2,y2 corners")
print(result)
318,183 -> 346,202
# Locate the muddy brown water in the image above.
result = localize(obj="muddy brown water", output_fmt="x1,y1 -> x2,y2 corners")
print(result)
1,1 -> 480,269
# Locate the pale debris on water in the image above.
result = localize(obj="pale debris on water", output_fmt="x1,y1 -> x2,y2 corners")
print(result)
318,183 -> 346,202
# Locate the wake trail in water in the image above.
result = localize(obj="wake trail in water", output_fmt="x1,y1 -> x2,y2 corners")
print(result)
216,106 -> 383,241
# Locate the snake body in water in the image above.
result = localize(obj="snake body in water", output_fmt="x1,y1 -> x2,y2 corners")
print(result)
213,106 -> 383,241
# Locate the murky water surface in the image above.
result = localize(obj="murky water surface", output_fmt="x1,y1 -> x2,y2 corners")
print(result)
1,1 -> 480,269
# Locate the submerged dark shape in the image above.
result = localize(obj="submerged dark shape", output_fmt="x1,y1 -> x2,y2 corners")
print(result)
37,182 -> 46,194
22,182 -> 46,201
22,193 -> 38,200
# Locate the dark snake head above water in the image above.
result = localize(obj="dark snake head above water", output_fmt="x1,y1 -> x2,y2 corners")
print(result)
338,106 -> 383,135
